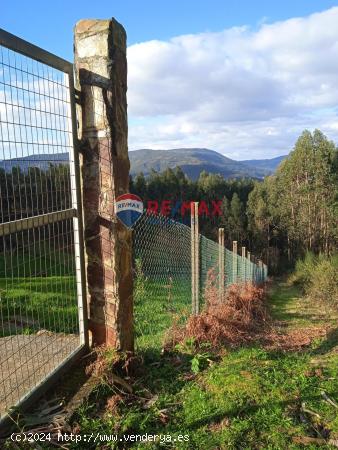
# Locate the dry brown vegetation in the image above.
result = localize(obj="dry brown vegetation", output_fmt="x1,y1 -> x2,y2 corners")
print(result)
166,269 -> 332,352
166,269 -> 268,349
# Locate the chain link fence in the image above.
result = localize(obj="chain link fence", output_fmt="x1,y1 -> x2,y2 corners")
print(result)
132,212 -> 268,350
132,212 -> 191,351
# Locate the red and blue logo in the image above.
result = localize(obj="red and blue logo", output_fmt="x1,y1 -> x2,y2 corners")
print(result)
115,193 -> 144,228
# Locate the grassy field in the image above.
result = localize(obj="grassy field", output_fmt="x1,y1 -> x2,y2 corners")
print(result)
268,279 -> 337,329
0,247 -> 79,337
65,280 -> 338,450
0,276 -> 78,336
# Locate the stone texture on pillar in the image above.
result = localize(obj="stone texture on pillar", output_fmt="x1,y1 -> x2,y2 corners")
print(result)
74,18 -> 133,350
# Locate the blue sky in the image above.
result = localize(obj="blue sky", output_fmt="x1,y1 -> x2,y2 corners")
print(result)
2,1 -> 338,159
2,1 -> 337,59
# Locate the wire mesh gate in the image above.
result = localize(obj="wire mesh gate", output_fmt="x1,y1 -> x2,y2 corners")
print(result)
0,29 -> 87,422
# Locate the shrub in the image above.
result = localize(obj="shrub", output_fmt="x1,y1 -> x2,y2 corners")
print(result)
290,253 -> 338,308
306,257 -> 338,308
288,251 -> 317,288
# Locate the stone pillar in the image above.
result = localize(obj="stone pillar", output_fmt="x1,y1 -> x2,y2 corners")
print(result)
74,19 -> 133,350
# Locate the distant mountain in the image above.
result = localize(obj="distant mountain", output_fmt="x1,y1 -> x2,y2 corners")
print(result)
241,155 -> 287,173
0,153 -> 69,172
0,149 -> 288,181
130,148 -> 287,180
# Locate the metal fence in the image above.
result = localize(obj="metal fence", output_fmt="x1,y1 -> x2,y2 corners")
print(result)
132,211 -> 268,350
200,237 -> 265,287
133,212 -> 192,350
0,29 -> 87,422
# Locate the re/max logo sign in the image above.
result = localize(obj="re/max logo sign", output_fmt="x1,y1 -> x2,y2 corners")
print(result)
146,200 -> 222,217
117,201 -> 143,210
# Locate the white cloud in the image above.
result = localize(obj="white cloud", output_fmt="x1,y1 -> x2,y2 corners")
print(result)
0,73 -> 71,160
127,7 -> 338,159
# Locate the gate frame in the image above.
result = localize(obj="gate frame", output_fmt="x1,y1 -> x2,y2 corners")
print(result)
0,28 -> 88,429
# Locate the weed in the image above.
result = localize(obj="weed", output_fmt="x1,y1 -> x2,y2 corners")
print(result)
190,352 -> 213,374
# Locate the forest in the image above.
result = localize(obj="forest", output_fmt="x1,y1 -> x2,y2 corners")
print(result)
131,129 -> 338,273
1,128 -> 336,273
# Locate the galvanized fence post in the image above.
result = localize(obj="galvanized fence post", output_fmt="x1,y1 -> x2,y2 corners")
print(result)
191,202 -> 199,315
65,72 -> 89,348
241,246 -> 246,282
258,260 -> 263,283
232,241 -> 238,283
218,228 -> 225,301
247,251 -> 251,282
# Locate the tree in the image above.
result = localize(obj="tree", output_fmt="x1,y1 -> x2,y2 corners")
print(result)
247,129 -> 338,266
229,193 -> 246,244
275,129 -> 337,256
133,172 -> 147,199
247,177 -> 279,266
219,195 -> 231,246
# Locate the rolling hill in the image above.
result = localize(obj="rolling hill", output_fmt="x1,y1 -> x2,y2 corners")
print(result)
129,148 -> 287,180
0,148 -> 287,181
0,152 -> 69,172
240,155 -> 287,173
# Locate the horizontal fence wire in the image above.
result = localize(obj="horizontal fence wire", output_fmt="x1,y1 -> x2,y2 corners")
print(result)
0,42 -> 81,418
132,214 -> 268,351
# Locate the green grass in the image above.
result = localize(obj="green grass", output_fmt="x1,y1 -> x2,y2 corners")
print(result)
0,243 -> 75,278
3,255 -> 337,449
0,276 -> 78,336
268,280 -> 338,329
134,278 -> 191,351
64,279 -> 338,449
0,247 -> 79,337
72,343 -> 338,449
